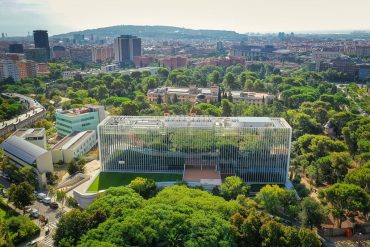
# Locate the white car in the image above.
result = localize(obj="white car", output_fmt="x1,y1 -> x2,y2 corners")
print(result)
25,206 -> 32,214
30,209 -> 39,218
37,193 -> 47,200
42,197 -> 51,204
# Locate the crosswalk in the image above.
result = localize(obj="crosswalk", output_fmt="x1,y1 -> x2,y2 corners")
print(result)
39,222 -> 58,247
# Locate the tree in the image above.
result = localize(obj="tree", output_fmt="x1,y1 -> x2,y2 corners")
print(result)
156,94 -> 163,104
328,152 -> 352,183
157,67 -> 169,79
221,99 -> 233,117
65,196 -> 79,208
260,221 -> 292,247
220,176 -> 250,200
217,87 -> 222,103
298,228 -> 321,247
128,177 -> 157,199
172,94 -> 178,103
8,182 -> 35,213
344,167 -> 370,193
121,100 -> 138,115
319,183 -> 369,228
56,190 -> 67,210
208,70 -> 221,85
230,210 -> 265,247
223,72 -> 236,89
256,185 -> 297,217
67,158 -> 84,175
80,186 -> 238,246
0,148 -> 9,172
96,85 -> 109,101
299,197 -> 325,229
54,209 -> 90,246
47,185 -> 56,202
19,166 -> 38,188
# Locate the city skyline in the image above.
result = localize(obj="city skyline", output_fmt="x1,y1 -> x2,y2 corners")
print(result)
1,0 -> 370,36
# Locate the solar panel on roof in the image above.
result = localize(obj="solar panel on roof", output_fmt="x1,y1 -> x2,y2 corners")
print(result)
0,136 -> 48,165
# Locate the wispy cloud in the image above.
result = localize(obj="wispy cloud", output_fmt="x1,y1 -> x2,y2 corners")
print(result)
0,0 -> 46,12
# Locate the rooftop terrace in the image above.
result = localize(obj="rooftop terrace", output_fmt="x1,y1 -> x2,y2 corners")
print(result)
52,130 -> 95,150
101,116 -> 291,129
57,106 -> 99,117
12,128 -> 45,138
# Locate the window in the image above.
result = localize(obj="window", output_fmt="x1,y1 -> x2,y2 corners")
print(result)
81,116 -> 95,121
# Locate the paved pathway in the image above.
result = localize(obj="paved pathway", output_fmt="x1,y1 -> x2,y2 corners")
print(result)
38,221 -> 58,247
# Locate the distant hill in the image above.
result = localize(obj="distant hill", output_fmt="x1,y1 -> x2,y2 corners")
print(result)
53,25 -> 247,40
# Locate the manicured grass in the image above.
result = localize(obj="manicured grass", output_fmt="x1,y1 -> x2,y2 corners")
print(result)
87,172 -> 183,192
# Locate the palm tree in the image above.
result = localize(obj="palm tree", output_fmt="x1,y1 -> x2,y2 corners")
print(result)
47,185 -> 56,202
56,190 -> 66,211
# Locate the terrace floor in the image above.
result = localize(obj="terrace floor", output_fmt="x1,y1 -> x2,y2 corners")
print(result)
87,172 -> 183,192
183,165 -> 221,183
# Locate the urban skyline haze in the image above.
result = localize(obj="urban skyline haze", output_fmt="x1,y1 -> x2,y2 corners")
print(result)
1,0 -> 370,36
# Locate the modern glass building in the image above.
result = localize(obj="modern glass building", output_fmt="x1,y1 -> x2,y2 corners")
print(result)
98,116 -> 292,184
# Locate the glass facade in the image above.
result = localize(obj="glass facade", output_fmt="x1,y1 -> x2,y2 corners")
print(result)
98,116 -> 292,184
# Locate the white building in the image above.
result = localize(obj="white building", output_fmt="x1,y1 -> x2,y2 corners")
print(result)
51,130 -> 97,163
99,116 -> 292,185
1,136 -> 53,186
11,128 -> 47,149
147,86 -> 275,105
101,64 -> 119,72
0,59 -> 20,81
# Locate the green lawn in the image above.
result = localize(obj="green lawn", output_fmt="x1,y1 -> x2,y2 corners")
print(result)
87,172 -> 183,192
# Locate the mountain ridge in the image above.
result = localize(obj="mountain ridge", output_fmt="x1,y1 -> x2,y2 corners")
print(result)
52,24 -> 247,40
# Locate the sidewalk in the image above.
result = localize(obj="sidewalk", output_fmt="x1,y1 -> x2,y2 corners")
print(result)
323,234 -> 370,247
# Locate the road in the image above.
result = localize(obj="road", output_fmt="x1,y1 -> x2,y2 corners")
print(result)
17,199 -> 64,247
0,176 -> 64,247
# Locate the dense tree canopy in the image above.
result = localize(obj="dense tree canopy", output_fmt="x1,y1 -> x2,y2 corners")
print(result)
319,183 -> 369,228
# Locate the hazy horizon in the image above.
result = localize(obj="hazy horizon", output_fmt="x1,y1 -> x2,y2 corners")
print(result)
1,0 -> 370,36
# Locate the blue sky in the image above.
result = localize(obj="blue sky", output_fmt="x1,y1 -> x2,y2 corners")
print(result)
1,0 -> 370,36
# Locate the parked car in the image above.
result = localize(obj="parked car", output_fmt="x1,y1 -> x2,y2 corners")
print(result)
39,215 -> 48,225
30,209 -> 39,218
2,174 -> 10,180
50,202 -> 59,209
37,193 -> 47,201
42,197 -> 51,204
25,206 -> 32,214
26,240 -> 38,247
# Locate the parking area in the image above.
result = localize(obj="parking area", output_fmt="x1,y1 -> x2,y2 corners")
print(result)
28,199 -> 64,225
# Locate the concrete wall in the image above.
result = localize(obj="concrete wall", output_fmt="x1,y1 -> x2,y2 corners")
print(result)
36,152 -> 53,173
73,190 -> 101,209
51,149 -> 63,164
63,150 -> 75,164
